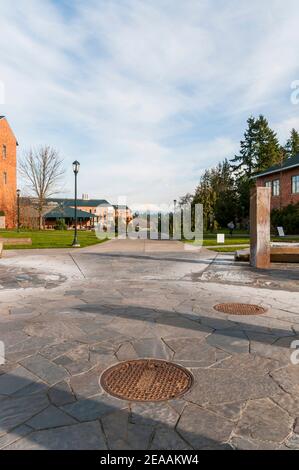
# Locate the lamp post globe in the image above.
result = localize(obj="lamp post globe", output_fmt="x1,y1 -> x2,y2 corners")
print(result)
72,160 -> 80,174
72,160 -> 80,247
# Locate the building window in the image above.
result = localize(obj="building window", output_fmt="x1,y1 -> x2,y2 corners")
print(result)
292,175 -> 299,194
3,172 -> 7,184
2,145 -> 6,160
272,179 -> 280,197
265,181 -> 272,188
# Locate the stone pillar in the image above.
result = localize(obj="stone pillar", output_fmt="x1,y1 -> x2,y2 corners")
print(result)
250,186 -> 271,269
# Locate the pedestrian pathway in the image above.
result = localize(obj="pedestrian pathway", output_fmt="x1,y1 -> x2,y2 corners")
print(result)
0,240 -> 298,449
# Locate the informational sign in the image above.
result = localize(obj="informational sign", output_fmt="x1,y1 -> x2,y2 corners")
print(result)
277,226 -> 285,237
217,233 -> 225,244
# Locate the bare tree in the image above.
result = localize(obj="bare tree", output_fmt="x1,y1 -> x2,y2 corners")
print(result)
179,193 -> 193,206
19,146 -> 65,229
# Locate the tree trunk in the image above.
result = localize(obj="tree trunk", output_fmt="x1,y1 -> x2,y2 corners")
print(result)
38,202 -> 43,230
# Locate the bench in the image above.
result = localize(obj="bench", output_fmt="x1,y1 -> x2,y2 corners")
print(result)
0,238 -> 32,258
235,244 -> 299,263
270,243 -> 299,263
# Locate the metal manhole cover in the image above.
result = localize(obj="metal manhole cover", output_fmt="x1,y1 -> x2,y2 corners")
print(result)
100,359 -> 193,402
214,303 -> 267,315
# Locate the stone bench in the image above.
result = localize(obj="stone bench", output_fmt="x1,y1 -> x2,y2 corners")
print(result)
0,237 -> 32,245
0,238 -> 32,258
270,243 -> 299,263
235,244 -> 299,263
235,248 -> 250,262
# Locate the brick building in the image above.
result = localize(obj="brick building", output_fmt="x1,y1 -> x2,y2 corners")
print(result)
113,205 -> 133,225
46,197 -> 133,228
47,197 -> 115,226
0,116 -> 17,228
255,154 -> 299,210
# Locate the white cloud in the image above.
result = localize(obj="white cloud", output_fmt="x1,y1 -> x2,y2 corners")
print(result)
1,0 -> 299,203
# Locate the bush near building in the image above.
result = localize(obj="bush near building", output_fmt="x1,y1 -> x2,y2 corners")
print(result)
271,203 -> 299,235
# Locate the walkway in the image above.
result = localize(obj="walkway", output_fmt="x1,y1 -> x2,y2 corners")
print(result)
0,239 -> 298,449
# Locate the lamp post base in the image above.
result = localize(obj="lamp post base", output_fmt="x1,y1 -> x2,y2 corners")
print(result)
72,235 -> 80,248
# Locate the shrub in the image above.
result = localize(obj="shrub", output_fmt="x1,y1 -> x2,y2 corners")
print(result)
271,203 -> 299,235
54,218 -> 67,230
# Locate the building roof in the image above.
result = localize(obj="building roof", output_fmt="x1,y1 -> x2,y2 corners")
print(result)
47,198 -> 112,207
113,204 -> 130,210
0,115 -> 19,145
253,154 -> 299,179
44,206 -> 95,219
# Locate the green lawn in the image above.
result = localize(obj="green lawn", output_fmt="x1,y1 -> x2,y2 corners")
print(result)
188,232 -> 299,247
1,229 -> 298,251
185,235 -> 250,246
202,237 -> 250,246
0,230 -> 109,249
272,236 -> 299,242
208,245 -> 250,253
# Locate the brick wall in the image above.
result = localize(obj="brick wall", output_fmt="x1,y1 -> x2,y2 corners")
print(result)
0,118 -> 17,228
256,166 -> 299,211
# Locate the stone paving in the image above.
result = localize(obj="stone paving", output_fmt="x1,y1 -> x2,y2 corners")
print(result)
0,239 -> 299,450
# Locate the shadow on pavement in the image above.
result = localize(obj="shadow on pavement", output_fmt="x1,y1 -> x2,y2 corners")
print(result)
74,303 -> 298,349
0,372 -> 231,450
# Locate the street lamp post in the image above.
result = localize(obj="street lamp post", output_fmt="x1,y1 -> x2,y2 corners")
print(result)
72,160 -> 80,248
173,199 -> 177,240
16,189 -> 21,232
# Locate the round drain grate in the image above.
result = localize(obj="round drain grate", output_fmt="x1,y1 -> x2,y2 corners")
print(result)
214,303 -> 267,316
100,359 -> 193,402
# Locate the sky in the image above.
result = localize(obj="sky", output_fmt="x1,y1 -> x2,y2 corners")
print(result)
1,0 -> 299,208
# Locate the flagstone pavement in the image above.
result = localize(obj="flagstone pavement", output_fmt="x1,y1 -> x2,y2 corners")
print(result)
0,238 -> 299,450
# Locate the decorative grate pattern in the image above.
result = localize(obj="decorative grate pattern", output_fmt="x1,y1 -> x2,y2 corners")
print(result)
100,359 -> 193,402
214,303 -> 267,316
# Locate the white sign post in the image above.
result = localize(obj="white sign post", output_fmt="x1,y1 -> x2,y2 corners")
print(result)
277,227 -> 285,237
217,233 -> 225,244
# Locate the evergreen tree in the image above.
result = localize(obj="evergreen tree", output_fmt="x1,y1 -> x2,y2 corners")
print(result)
230,115 -> 282,218
231,115 -> 281,176
254,115 -> 282,171
180,115 -> 299,229
193,159 -> 237,230
231,117 -> 257,178
193,168 -> 216,230
213,160 -> 237,227
284,129 -> 299,159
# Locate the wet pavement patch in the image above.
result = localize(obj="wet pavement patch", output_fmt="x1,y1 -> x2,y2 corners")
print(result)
0,266 -> 66,290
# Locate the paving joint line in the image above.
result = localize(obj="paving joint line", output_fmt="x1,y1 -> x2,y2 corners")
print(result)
68,253 -> 86,279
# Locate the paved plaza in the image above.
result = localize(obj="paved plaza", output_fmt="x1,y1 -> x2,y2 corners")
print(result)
0,239 -> 299,450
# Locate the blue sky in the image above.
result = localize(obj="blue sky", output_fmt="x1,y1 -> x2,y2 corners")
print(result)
1,0 -> 299,207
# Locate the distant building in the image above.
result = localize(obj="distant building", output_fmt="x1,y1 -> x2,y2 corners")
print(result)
18,194 -> 133,230
0,116 -> 17,228
113,204 -> 133,224
45,196 -> 132,229
254,154 -> 299,210
47,196 -> 114,226
43,205 -> 95,229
